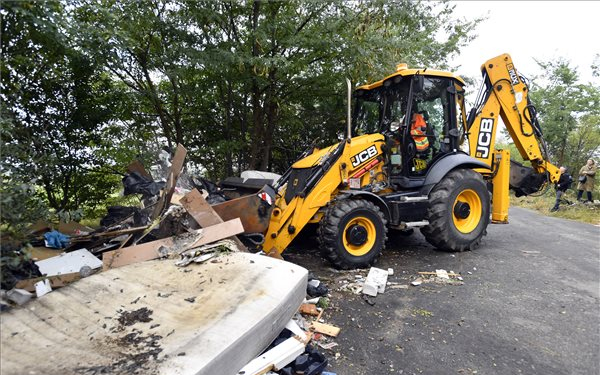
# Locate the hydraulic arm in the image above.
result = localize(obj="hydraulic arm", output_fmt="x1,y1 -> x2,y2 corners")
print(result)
465,53 -> 560,222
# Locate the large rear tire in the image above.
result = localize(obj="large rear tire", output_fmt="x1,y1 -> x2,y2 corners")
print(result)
318,199 -> 387,269
421,169 -> 490,251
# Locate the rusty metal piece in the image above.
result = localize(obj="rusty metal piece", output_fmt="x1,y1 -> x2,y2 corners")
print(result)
212,193 -> 274,233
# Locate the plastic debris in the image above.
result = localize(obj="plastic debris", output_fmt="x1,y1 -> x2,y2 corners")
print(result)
43,230 -> 70,249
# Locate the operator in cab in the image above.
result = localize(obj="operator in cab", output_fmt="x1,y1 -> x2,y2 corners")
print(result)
410,112 -> 430,153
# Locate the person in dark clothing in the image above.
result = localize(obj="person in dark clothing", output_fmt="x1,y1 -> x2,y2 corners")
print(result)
551,166 -> 573,212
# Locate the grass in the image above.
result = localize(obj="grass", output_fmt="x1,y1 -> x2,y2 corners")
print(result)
510,190 -> 600,225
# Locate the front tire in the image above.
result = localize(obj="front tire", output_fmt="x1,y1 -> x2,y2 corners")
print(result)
318,199 -> 387,269
421,168 -> 490,251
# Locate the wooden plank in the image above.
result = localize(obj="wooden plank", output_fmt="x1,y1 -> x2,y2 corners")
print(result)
126,159 -> 152,179
180,189 -> 246,250
15,272 -> 81,292
102,218 -> 244,269
238,337 -> 306,374
310,321 -> 341,337
57,221 -> 94,236
180,189 -> 221,227
28,247 -> 64,261
152,144 -> 187,219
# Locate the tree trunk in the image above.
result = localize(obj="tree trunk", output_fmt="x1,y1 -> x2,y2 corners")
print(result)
248,0 -> 263,170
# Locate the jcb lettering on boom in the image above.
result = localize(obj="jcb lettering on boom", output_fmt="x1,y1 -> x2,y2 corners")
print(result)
351,145 -> 378,167
507,63 -> 519,85
476,118 -> 494,158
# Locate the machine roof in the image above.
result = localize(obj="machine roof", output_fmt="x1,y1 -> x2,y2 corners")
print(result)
356,64 -> 466,91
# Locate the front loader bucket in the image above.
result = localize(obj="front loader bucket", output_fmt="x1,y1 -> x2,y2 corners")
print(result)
212,185 -> 276,233
509,160 -> 546,197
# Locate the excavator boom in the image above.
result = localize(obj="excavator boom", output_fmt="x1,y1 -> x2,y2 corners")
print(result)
465,53 -> 560,221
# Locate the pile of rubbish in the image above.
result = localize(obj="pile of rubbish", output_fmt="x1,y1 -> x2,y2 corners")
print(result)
0,144 -> 337,375
1,144 -> 268,300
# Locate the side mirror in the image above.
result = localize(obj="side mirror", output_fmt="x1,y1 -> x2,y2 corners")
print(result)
413,75 -> 424,93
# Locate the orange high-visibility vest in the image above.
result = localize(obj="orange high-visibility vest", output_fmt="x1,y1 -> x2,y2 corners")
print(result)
410,113 -> 429,152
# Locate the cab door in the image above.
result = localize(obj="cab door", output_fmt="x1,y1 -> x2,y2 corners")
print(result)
403,76 -> 459,177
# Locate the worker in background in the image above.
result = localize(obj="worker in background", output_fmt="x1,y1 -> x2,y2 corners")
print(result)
410,112 -> 429,154
550,166 -> 573,212
576,159 -> 597,203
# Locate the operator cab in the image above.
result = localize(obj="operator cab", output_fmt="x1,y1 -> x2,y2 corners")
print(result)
353,67 -> 464,189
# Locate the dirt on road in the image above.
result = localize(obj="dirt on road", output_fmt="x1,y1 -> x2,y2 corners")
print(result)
283,207 -> 600,375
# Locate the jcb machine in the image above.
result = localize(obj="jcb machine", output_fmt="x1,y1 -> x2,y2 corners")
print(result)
215,53 -> 560,269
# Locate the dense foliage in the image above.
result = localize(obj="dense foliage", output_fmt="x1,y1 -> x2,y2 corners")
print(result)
528,58 -> 600,171
3,0 -> 597,227
1,0 -> 478,216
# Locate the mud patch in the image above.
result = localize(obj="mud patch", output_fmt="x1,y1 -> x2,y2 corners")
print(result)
118,307 -> 153,327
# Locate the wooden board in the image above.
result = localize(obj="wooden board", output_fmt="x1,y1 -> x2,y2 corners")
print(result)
57,221 -> 94,236
180,189 -> 246,250
102,218 -> 244,269
14,272 -> 81,292
28,246 -> 64,261
310,322 -> 341,337
126,159 -> 153,179
152,144 -> 187,219
180,189 -> 221,227
1,252 -> 308,375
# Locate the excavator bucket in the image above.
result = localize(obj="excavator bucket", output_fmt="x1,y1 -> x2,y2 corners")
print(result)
509,160 -> 547,197
211,185 -> 276,233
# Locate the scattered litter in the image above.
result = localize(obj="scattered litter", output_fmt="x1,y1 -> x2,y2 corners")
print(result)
307,280 -> 328,298
278,345 -> 328,375
35,249 -> 102,277
362,294 -> 376,306
387,268 -> 394,276
361,267 -> 389,297
34,279 -> 52,297
299,303 -> 319,316
6,289 -> 33,305
238,336 -> 306,374
305,297 -> 320,304
307,279 -> 321,288
317,342 -> 339,350
415,270 -> 464,285
284,319 -> 307,342
43,230 -> 70,249
361,281 -> 379,297
388,284 -> 409,290
521,250 -> 540,254
436,269 -> 450,279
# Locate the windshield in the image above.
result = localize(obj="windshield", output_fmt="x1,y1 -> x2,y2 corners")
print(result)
352,79 -> 411,136
352,89 -> 382,136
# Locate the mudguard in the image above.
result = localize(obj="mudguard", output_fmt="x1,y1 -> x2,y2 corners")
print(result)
420,153 -> 490,195
338,190 -> 391,221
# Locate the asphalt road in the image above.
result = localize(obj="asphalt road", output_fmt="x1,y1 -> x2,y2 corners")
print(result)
284,207 -> 600,375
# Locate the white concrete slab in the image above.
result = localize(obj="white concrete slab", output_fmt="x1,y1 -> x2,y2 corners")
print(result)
1,252 -> 308,375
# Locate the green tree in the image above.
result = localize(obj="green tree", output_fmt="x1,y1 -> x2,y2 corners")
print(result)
71,0 -> 478,178
528,59 -> 600,170
1,1 -> 124,212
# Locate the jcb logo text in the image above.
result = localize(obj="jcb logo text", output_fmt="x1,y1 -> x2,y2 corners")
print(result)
351,145 -> 378,167
476,118 -> 494,159
507,63 -> 519,85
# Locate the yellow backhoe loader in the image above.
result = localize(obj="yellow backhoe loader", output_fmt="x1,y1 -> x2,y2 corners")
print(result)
214,53 -> 560,269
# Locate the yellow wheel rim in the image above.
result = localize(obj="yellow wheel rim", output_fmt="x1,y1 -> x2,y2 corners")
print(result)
343,217 -> 376,256
452,189 -> 482,234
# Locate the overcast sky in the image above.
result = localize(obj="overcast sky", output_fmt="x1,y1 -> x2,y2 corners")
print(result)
450,1 -> 599,85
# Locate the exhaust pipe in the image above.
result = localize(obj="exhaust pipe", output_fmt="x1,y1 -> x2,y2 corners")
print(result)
346,78 -> 352,141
